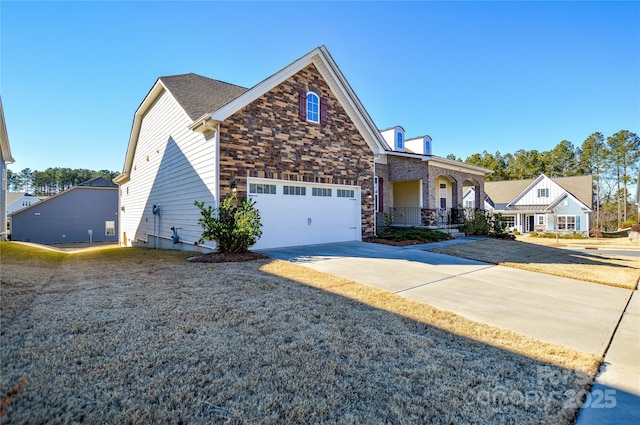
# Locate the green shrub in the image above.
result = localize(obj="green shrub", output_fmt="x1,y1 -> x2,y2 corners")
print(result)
621,220 -> 637,229
529,231 -> 538,237
513,231 -> 521,236
462,210 -> 511,238
195,194 -> 262,253
382,212 -> 393,232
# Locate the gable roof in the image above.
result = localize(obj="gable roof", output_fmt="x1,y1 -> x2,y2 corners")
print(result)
546,191 -> 591,212
116,46 -> 389,184
159,74 -> 248,121
193,46 -> 389,154
78,177 -> 118,188
484,179 -> 533,205
485,174 -> 593,208
6,192 -> 40,204
9,178 -> 117,217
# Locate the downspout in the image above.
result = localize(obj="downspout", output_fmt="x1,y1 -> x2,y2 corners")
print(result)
215,122 -> 221,220
372,155 -> 376,237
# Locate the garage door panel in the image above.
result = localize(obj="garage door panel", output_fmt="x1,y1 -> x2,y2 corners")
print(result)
249,179 -> 360,249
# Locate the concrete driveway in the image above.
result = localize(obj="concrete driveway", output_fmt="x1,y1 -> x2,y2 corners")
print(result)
260,240 -> 631,356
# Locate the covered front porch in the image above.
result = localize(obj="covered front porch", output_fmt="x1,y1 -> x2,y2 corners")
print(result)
374,153 -> 491,233
384,175 -> 481,228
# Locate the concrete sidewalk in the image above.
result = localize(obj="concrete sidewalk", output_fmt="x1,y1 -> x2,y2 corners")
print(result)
575,290 -> 640,424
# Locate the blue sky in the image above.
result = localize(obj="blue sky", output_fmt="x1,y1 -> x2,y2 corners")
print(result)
2,1 -> 639,174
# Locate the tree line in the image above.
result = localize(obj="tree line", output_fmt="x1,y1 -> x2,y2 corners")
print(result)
6,168 -> 119,197
447,130 -> 639,232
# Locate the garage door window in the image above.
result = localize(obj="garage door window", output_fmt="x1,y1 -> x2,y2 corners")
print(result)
312,187 -> 332,197
337,189 -> 355,198
283,185 -> 306,196
249,183 -> 276,194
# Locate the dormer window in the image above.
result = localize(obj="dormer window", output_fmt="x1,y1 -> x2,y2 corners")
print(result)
397,132 -> 403,149
424,140 -> 431,155
306,92 -> 319,123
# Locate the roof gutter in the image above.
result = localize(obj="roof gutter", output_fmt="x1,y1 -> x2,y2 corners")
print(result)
190,113 -> 219,134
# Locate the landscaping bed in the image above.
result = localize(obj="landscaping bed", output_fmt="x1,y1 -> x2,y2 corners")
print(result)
366,227 -> 451,246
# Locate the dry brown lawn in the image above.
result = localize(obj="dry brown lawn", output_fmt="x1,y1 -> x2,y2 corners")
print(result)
430,238 -> 640,290
1,242 -> 600,424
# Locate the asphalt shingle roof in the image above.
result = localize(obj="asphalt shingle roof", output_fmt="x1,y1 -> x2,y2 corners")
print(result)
485,175 -> 593,209
78,177 -> 117,188
159,73 -> 248,121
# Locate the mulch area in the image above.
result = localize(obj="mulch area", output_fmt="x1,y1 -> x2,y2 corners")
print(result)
363,237 -> 427,247
187,251 -> 268,263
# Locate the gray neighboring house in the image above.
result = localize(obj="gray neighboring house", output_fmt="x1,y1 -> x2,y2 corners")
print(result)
10,177 -> 118,244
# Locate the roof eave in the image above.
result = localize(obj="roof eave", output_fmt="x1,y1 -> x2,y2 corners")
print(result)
119,80 -> 168,178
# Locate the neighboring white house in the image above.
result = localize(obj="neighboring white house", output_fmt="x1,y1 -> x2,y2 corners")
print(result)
0,96 -> 15,240
6,192 -> 42,215
465,174 -> 593,235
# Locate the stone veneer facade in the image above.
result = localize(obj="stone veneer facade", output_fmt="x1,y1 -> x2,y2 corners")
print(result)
219,64 -> 376,237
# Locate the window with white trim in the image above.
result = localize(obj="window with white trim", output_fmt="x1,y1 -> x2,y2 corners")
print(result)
249,183 -> 276,194
283,185 -> 306,196
537,215 -> 545,226
537,188 -> 549,198
105,221 -> 115,236
307,92 -> 319,123
337,189 -> 355,198
557,215 -> 576,230
312,187 -> 331,197
503,216 -> 515,228
439,183 -> 447,209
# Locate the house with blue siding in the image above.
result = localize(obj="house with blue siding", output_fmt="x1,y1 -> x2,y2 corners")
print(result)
9,177 -> 118,244
464,174 -> 593,235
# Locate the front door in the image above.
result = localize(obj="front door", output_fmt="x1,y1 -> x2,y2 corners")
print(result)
528,216 -> 534,233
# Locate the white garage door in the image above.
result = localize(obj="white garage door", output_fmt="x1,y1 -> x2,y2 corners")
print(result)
248,178 -> 361,249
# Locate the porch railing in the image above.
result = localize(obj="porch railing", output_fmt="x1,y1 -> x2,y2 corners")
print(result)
389,207 -> 421,226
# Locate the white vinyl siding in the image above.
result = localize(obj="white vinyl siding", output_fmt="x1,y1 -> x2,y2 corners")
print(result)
513,176 -> 565,206
119,89 -> 217,249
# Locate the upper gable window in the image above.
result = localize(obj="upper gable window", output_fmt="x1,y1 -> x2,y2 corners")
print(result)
299,90 -> 328,125
306,92 -> 320,123
397,132 -> 404,149
537,188 -> 549,198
